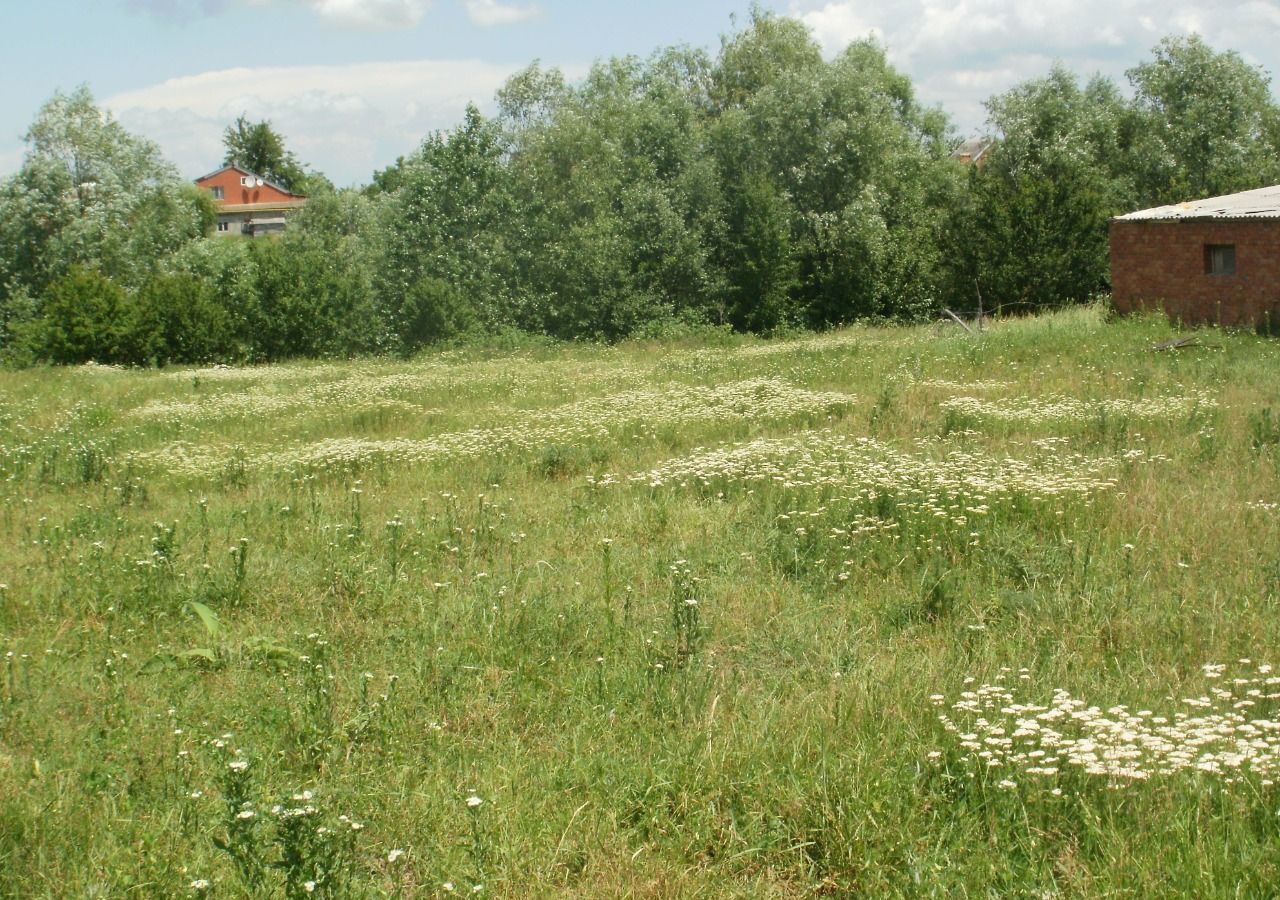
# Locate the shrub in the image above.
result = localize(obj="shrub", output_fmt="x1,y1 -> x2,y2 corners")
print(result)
17,267 -> 130,364
395,276 -> 479,354
128,271 -> 238,365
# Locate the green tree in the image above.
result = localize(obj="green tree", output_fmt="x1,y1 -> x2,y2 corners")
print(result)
495,62 -> 569,131
0,86 -> 210,341
1127,35 -> 1280,203
956,67 -> 1134,311
370,9 -> 960,339
717,164 -> 800,331
711,6 -> 823,110
500,54 -> 726,338
222,115 -> 310,193
365,155 -> 410,196
377,105 -> 515,351
283,189 -> 386,356
709,19 -> 956,328
165,235 -> 261,357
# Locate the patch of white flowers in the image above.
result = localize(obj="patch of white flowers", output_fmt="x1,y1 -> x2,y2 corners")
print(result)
932,661 -> 1280,792
140,356 -> 646,425
611,430 -> 1118,506
127,379 -> 854,477
939,391 -> 1217,426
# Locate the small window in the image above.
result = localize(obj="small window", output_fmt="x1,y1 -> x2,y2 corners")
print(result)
217,221 -> 229,232
1205,244 -> 1236,275
211,186 -> 225,200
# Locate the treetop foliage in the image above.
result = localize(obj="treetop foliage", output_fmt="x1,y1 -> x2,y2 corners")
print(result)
1,20 -> 1278,366
0,86 -> 211,313
1127,35 -> 1280,202
221,115 -> 323,195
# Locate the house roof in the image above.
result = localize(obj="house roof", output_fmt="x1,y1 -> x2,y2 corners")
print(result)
1115,184 -> 1280,222
195,164 -> 303,199
951,137 -> 994,164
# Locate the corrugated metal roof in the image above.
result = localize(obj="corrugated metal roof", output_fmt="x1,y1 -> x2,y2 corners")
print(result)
1115,184 -> 1280,221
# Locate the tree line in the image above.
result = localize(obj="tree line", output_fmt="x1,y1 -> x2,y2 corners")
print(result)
1,10 -> 1278,366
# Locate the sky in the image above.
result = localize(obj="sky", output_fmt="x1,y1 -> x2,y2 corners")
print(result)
1,0 -> 1277,187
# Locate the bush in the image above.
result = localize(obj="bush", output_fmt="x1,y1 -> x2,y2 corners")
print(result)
395,276 -> 480,354
128,272 -> 238,365
16,268 -> 131,364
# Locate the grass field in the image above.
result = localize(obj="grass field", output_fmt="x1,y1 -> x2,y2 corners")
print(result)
3,306 -> 1280,897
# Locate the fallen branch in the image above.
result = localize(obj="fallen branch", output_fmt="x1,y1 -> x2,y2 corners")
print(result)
942,308 -> 976,335
1151,337 -> 1199,352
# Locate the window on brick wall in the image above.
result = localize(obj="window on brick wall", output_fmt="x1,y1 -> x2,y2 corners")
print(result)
1205,244 -> 1236,275
211,186 -> 224,200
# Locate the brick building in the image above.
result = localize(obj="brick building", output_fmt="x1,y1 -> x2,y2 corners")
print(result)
1110,185 -> 1280,328
195,165 -> 307,237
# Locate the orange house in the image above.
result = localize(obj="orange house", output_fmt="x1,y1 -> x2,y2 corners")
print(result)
195,165 -> 307,237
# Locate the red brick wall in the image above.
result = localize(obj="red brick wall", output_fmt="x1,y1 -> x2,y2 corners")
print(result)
195,167 -> 302,206
1110,219 -> 1280,327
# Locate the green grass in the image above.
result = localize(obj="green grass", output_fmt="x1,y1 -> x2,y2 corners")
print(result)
2,306 -> 1280,897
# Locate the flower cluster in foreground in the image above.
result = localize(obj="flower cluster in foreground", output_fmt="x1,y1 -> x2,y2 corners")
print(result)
932,661 -> 1280,792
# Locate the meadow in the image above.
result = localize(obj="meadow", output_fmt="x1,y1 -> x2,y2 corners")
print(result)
2,306 -> 1280,897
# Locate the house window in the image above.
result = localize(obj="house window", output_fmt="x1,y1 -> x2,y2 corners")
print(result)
1205,244 -> 1236,275
211,186 -> 225,200
217,221 -> 229,232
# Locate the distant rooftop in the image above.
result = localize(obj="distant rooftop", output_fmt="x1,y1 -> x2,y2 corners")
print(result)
951,137 -> 994,166
1115,185 -> 1280,222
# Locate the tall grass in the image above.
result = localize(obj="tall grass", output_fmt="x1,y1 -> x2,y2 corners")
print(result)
1,307 -> 1279,896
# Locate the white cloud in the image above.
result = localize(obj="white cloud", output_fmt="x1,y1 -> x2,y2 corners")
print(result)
303,0 -> 430,28
788,0 -> 1280,134
127,0 -> 431,28
125,0 -> 233,21
462,0 -> 539,26
128,0 -> 546,28
798,3 -> 883,45
104,59 -> 521,184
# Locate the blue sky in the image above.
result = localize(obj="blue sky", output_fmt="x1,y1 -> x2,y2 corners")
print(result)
2,0 -> 1277,186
